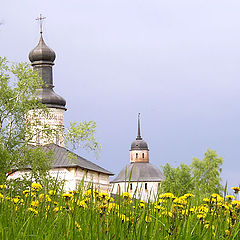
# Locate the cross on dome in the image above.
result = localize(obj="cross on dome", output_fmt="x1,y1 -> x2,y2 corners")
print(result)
36,14 -> 46,34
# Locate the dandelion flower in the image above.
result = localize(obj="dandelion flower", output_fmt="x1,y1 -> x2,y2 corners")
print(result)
62,193 -> 73,200
75,221 -> 82,232
231,187 -> 240,194
31,183 -> 42,191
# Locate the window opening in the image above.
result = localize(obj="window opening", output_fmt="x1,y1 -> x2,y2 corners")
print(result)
130,183 -> 132,190
142,153 -> 144,158
136,153 -> 138,158
36,132 -> 40,144
56,134 -> 59,145
145,183 -> 147,190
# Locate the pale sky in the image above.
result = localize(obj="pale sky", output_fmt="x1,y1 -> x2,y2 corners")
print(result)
1,0 -> 240,189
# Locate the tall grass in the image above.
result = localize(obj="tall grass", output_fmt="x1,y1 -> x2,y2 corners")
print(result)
0,183 -> 240,239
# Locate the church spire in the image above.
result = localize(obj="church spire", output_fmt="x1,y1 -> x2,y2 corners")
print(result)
136,113 -> 142,140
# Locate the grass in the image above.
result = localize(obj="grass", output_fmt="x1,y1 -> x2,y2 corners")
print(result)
0,183 -> 240,239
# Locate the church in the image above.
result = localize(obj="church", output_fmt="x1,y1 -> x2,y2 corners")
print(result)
9,18 -> 165,198
9,23 -> 113,193
111,114 -> 165,201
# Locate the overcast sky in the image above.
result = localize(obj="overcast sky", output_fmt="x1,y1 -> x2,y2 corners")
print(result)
1,0 -> 240,188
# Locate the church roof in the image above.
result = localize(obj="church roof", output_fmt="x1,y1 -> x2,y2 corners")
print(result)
41,143 -> 113,175
110,162 -> 165,183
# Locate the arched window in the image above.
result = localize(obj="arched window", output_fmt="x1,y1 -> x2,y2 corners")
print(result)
36,132 -> 40,144
56,134 -> 59,145
142,153 -> 144,158
130,183 -> 132,190
145,183 -> 147,190
136,153 -> 138,159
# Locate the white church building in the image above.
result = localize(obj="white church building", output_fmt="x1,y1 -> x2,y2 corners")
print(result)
9,24 -> 113,193
111,114 -> 165,201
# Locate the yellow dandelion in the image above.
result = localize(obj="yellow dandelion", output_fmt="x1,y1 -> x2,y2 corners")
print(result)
23,190 -> 30,197
31,183 -> 42,191
62,193 -> 73,200
84,189 -> 92,197
159,193 -> 175,199
75,221 -> 82,232
120,214 -> 129,222
31,200 -> 39,207
145,216 -> 152,223
28,207 -> 39,214
122,192 -> 132,200
139,202 -> 145,209
197,213 -> 206,220
76,200 -> 87,209
48,190 -> 57,195
173,197 -> 187,206
231,187 -> 240,194
225,195 -> 235,200
184,193 -> 195,199
39,194 -> 45,201
225,229 -> 231,236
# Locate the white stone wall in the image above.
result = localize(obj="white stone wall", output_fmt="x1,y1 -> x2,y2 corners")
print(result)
111,181 -> 161,201
8,167 -> 112,193
27,108 -> 65,147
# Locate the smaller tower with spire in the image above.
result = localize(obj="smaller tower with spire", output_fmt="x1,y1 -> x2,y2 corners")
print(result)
130,113 -> 149,163
111,114 -> 165,201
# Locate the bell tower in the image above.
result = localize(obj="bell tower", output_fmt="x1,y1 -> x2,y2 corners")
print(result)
27,15 -> 66,147
130,114 -> 149,163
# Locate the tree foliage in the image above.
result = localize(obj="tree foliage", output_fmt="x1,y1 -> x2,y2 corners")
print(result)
65,121 -> 101,156
0,57 -> 52,182
161,163 -> 193,196
0,57 -> 101,183
161,149 -> 223,197
191,149 -> 223,197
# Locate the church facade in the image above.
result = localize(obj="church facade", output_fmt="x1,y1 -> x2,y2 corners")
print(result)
8,27 -> 113,193
111,115 -> 165,201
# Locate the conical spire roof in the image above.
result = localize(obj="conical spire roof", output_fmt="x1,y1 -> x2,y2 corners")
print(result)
130,113 -> 148,150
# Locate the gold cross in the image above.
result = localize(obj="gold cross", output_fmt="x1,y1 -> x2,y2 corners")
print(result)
36,14 -> 46,34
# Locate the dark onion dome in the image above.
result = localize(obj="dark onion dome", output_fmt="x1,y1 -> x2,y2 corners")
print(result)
37,88 -> 66,109
131,139 -> 149,150
110,162 -> 165,183
29,33 -> 66,110
29,35 -> 56,63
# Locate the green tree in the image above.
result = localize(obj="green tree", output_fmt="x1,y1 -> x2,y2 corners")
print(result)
191,149 -> 223,197
161,163 -> 193,196
0,57 -> 100,183
0,57 -> 52,182
161,149 -> 223,197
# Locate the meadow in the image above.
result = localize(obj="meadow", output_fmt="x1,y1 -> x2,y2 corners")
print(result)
0,183 -> 240,239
